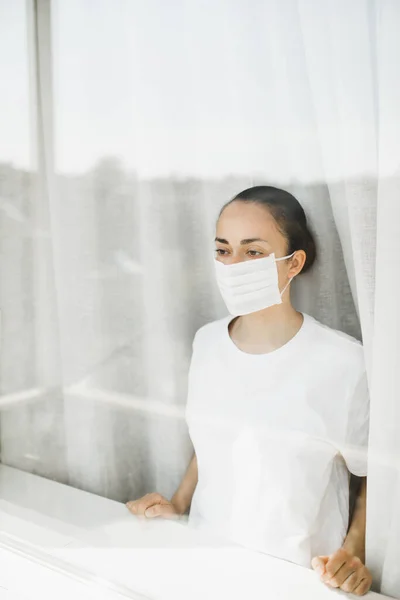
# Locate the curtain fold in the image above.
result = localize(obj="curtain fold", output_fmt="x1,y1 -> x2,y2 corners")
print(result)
365,2 -> 400,594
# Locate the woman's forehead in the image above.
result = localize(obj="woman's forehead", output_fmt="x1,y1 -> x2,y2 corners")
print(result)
216,202 -> 283,242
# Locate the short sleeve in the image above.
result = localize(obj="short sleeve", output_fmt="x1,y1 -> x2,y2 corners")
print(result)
341,370 -> 370,476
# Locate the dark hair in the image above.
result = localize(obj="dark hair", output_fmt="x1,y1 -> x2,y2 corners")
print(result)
219,185 -> 317,274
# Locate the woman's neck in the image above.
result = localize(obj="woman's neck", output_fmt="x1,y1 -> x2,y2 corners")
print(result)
229,303 -> 303,354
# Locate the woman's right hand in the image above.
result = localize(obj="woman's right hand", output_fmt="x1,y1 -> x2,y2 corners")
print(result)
126,493 -> 181,519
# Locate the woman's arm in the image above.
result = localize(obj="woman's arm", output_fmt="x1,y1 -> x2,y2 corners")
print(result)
312,477 -> 372,596
126,452 -> 198,519
171,452 -> 198,515
342,477 -> 367,561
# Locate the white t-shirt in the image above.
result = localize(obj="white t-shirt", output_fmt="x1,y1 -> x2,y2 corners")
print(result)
185,313 -> 369,568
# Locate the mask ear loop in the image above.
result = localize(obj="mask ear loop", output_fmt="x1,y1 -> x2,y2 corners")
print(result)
277,251 -> 296,297
280,276 -> 294,297
275,251 -> 296,262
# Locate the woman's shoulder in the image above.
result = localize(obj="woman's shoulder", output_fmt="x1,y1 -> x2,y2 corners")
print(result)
192,315 -> 231,346
304,314 -> 365,369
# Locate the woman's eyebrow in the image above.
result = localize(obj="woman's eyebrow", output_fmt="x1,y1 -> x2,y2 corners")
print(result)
239,237 -> 269,245
214,237 -> 269,245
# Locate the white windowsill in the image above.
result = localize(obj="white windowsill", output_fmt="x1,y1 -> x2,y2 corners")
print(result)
0,465 -> 391,600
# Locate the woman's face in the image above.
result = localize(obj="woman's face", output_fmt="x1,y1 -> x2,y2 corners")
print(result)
215,201 -> 306,284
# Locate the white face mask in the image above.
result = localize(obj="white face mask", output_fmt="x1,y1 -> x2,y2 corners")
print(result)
214,252 -> 295,316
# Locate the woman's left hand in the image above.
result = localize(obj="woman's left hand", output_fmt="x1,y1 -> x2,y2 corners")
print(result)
312,548 -> 372,596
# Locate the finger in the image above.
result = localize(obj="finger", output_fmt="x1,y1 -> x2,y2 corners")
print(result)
136,502 -> 157,516
353,576 -> 373,596
144,504 -> 161,518
144,504 -> 177,518
327,555 -> 365,588
131,499 -> 157,516
144,493 -> 165,503
326,561 -> 360,588
126,501 -> 138,514
126,493 -> 166,517
311,556 -> 328,577
145,504 -> 178,519
340,572 -> 361,593
323,549 -> 350,581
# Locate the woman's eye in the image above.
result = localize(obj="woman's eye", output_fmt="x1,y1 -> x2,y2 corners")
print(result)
215,248 -> 228,255
247,250 -> 263,257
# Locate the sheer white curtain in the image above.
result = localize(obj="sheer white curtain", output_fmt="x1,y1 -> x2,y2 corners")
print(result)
0,0 -> 399,596
298,3 -> 400,595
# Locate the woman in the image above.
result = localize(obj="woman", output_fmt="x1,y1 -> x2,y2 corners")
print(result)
127,186 -> 372,596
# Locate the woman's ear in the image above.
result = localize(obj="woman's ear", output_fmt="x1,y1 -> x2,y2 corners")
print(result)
288,250 -> 306,278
